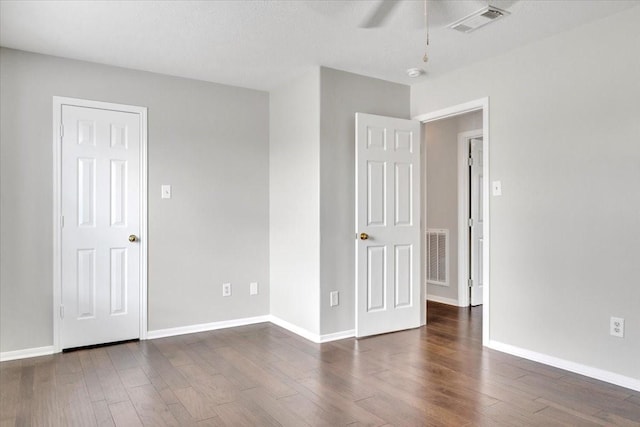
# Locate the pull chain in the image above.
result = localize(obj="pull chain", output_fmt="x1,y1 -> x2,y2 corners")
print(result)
423,0 -> 430,63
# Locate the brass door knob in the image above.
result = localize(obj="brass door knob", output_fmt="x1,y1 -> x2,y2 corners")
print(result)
129,235 -> 138,242
360,233 -> 369,240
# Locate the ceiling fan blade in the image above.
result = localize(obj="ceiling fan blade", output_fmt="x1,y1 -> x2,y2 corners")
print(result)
359,0 -> 403,28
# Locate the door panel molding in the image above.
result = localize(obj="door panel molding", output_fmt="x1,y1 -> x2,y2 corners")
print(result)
53,96 -> 148,353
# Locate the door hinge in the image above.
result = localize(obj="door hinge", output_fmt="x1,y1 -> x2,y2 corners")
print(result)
60,305 -> 64,319
468,279 -> 473,288
59,124 -> 64,138
468,156 -> 473,166
468,218 -> 473,227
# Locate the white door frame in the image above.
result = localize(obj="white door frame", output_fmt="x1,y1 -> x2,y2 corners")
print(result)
414,97 -> 490,345
457,129 -> 483,308
52,96 -> 148,353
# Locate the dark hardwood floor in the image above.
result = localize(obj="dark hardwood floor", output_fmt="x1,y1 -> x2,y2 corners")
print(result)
1,301 -> 639,426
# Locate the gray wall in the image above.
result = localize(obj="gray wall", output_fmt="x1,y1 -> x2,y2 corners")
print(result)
269,69 -> 321,335
268,67 -> 409,337
412,6 -> 640,379
0,48 -> 270,352
425,111 -> 482,303
319,67 -> 410,335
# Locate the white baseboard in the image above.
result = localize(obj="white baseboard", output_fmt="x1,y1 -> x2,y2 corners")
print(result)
269,316 -> 321,342
146,315 -> 271,339
268,316 -> 354,343
488,340 -> 640,392
426,294 -> 461,307
0,345 -> 55,362
1,315 -> 354,362
319,329 -> 355,343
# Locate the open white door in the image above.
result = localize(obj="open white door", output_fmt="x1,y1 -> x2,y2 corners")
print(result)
470,138 -> 484,306
355,113 -> 421,338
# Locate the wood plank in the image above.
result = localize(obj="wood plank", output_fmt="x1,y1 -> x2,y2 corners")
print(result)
118,367 -> 151,389
108,400 -> 142,427
355,394 -> 433,427
14,365 -> 34,427
535,403 -> 607,426
126,384 -> 179,426
213,346 -> 296,398
173,386 -> 218,421
236,388 -> 310,427
287,379 -> 387,426
92,400 -> 115,427
213,400 -> 280,427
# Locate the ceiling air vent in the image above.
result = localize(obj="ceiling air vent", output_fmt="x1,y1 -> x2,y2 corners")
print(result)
449,6 -> 510,34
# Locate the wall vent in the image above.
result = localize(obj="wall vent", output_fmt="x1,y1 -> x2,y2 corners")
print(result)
427,229 -> 449,286
449,6 -> 510,33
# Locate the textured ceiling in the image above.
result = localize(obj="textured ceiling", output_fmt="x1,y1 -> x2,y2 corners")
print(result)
0,0 -> 637,91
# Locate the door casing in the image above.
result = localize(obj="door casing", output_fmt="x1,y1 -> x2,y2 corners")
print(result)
52,96 -> 148,353
414,97 -> 490,345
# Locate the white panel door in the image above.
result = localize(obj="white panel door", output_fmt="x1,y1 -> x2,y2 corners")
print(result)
355,113 -> 421,337
61,105 -> 141,349
470,138 -> 484,306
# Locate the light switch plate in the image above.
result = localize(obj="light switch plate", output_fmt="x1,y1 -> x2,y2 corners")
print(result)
492,180 -> 502,196
250,282 -> 258,296
161,185 -> 172,199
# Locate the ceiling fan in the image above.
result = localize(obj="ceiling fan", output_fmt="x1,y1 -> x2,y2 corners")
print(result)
360,0 -> 513,32
360,0 -> 513,78
360,0 -> 404,28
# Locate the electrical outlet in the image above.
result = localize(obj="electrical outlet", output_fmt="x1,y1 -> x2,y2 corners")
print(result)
222,282 -> 232,297
250,282 -> 258,296
330,291 -> 339,307
610,317 -> 624,338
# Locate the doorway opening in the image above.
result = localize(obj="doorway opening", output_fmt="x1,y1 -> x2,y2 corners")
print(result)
414,98 -> 490,344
